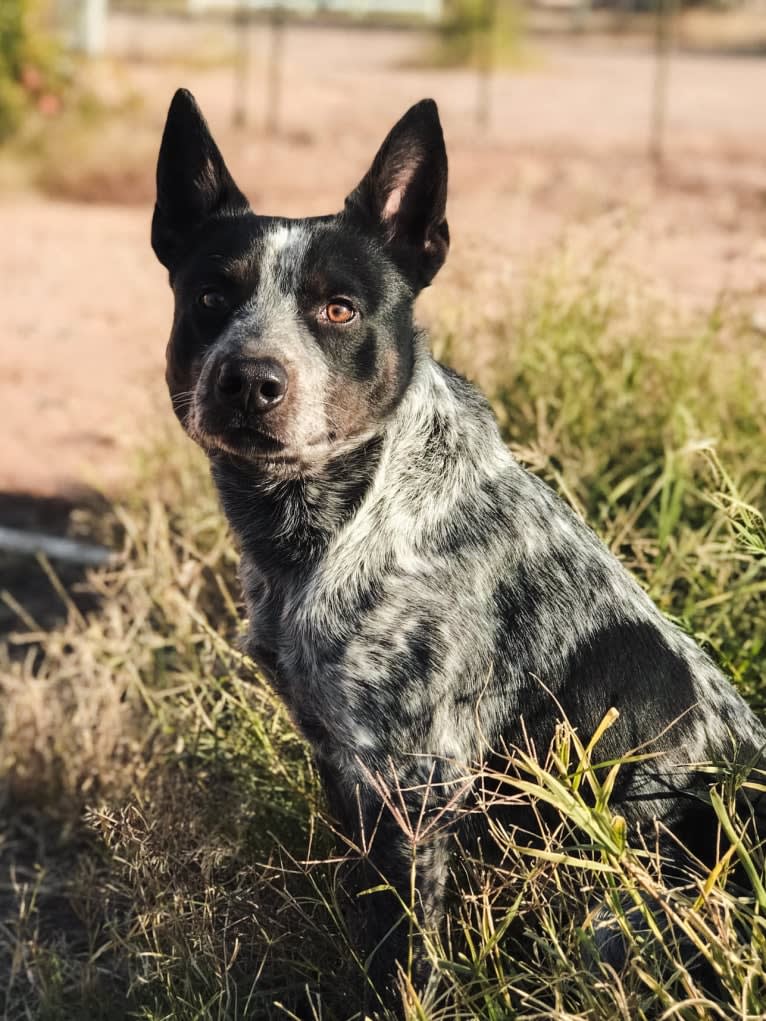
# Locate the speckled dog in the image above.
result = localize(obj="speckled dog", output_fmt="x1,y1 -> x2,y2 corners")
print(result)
152,91 -> 765,1012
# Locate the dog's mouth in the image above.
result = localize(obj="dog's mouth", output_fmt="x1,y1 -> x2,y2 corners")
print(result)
200,423 -> 295,461
221,426 -> 284,453
192,418 -> 379,476
190,418 -> 339,471
183,393 -> 378,474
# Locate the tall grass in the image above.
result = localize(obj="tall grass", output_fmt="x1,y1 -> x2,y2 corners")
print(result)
1,263 -> 764,1020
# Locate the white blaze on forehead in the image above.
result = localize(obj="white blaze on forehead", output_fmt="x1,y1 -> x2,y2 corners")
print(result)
255,222 -> 312,308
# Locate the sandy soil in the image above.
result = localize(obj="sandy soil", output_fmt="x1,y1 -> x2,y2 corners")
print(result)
2,17 -> 765,497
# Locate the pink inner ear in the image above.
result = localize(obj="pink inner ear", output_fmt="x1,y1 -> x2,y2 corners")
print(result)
382,185 -> 405,221
380,154 -> 420,224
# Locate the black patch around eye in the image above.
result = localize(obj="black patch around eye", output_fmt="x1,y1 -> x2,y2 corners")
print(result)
300,228 -> 386,316
192,292 -> 234,338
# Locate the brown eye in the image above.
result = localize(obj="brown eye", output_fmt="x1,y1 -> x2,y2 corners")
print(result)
324,299 -> 356,325
198,290 -> 228,312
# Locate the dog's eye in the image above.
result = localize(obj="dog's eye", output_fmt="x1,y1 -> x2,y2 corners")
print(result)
198,290 -> 228,312
324,299 -> 356,325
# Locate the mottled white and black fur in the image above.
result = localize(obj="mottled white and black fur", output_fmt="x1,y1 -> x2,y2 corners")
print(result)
152,90 -> 765,1013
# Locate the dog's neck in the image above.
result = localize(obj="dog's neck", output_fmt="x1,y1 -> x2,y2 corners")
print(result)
210,430 -> 384,578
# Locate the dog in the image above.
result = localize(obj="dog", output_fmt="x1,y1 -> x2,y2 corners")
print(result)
152,90 -> 765,1014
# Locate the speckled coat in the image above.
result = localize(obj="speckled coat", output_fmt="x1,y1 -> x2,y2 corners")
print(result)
152,89 -> 766,1012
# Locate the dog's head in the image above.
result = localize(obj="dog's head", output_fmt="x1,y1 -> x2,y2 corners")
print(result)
152,90 -> 449,471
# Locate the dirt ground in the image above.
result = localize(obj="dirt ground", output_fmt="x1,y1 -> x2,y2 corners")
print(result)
2,16 -> 765,498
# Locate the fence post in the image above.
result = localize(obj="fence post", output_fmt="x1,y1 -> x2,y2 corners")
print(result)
476,0 -> 498,131
266,2 -> 286,136
70,0 -> 108,55
233,0 -> 253,128
650,0 -> 674,174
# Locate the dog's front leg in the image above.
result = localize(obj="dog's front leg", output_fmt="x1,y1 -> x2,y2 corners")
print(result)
322,760 -> 453,1017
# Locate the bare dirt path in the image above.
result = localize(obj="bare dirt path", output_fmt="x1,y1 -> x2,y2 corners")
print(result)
2,20 -> 765,497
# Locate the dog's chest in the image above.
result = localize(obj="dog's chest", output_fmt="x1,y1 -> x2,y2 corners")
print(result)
240,550 -> 382,752
241,527 -> 477,764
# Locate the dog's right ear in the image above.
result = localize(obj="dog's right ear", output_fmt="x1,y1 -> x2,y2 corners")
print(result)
152,89 -> 249,270
344,99 -> 449,291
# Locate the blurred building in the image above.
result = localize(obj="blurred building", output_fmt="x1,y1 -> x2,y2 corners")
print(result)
187,0 -> 442,17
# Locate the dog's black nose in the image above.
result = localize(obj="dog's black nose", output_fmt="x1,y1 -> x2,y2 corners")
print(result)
215,357 -> 288,414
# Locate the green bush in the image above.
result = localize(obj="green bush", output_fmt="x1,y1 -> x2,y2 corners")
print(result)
0,0 -> 58,141
0,0 -> 26,79
424,0 -> 526,70
0,0 -> 25,137
0,76 -> 25,138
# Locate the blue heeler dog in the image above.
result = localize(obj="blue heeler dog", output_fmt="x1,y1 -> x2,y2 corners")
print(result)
152,90 -> 765,1014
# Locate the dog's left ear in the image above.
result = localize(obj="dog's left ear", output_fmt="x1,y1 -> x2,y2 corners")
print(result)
344,99 -> 449,290
152,88 -> 249,272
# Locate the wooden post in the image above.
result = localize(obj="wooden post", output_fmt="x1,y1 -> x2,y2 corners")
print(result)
650,0 -> 674,175
266,2 -> 286,137
476,0 -> 498,132
232,0 -> 252,129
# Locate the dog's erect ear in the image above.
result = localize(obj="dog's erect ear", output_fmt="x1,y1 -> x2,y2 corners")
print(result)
152,88 -> 249,270
344,99 -> 449,290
